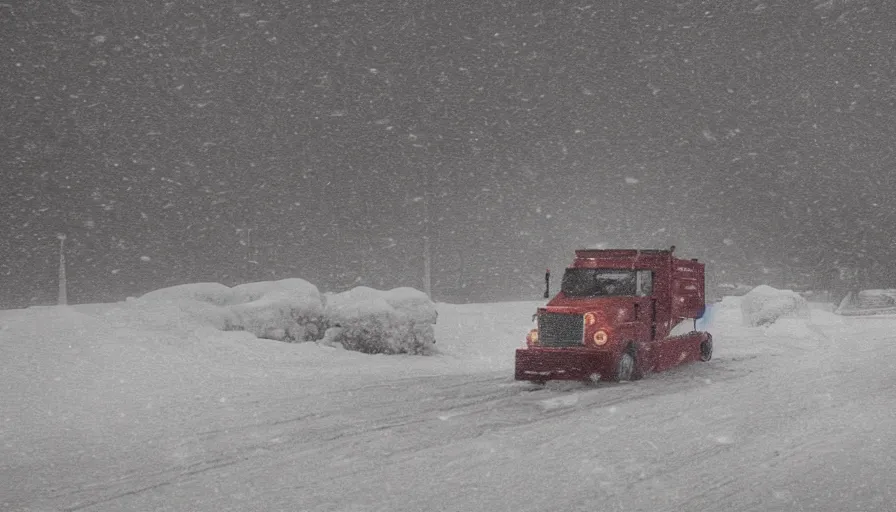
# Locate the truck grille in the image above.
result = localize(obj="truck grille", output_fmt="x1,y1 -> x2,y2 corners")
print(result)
538,313 -> 584,347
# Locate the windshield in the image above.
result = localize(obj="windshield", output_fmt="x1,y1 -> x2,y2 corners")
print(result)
561,269 -> 637,297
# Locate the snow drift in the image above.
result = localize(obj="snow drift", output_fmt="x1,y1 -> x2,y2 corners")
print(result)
322,287 -> 437,355
137,279 -> 326,342
136,280 -> 437,354
739,285 -> 809,327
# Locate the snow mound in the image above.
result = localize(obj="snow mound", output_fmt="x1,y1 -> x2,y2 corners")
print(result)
59,280 -> 440,355
226,280 -> 325,341
323,287 -> 437,355
740,285 -> 809,327
138,282 -> 237,306
138,279 -> 325,342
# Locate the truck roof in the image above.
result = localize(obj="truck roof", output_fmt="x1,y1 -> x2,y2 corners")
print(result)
571,248 -> 703,269
574,249 -> 673,259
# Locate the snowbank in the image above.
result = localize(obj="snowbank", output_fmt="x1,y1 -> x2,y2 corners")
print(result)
740,285 -> 809,327
137,279 -> 325,342
139,282 -> 237,305
322,287 -> 437,355
134,280 -> 439,354
226,279 -> 325,341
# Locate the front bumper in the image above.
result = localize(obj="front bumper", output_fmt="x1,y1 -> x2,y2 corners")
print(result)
514,347 -> 616,382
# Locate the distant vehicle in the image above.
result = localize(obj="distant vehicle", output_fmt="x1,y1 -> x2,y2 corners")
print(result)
515,248 -> 712,384
835,289 -> 896,316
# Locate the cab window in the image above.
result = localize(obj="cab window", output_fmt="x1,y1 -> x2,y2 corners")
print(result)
636,270 -> 653,296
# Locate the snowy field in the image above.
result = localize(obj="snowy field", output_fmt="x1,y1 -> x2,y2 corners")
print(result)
2,288 -> 896,511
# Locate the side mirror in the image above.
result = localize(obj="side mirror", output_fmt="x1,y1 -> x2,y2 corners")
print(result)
544,269 -> 550,299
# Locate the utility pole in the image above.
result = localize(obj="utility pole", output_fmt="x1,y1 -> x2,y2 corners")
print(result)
408,135 -> 434,299
238,227 -> 256,283
57,234 -> 67,305
422,190 -> 432,298
246,227 -> 253,282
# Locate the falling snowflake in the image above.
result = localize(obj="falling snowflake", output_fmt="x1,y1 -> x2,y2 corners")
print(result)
625,177 -> 639,184
140,256 -> 151,262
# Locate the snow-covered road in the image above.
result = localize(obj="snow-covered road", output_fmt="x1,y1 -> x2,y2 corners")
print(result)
3,301 -> 896,511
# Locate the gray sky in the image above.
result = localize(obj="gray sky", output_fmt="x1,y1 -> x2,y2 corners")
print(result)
2,0 -> 895,307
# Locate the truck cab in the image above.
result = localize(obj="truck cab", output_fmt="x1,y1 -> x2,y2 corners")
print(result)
515,248 -> 712,383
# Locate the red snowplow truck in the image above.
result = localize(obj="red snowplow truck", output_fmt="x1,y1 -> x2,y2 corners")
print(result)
515,248 -> 712,383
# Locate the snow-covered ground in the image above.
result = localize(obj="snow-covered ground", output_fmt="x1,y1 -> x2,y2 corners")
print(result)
2,290 -> 896,511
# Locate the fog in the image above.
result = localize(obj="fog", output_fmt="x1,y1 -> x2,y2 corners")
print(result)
2,0 -> 894,308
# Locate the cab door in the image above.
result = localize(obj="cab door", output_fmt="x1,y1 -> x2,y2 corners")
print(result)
638,270 -> 680,372
632,271 -> 660,373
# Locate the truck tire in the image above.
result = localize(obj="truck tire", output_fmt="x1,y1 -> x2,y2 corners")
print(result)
616,350 -> 635,382
630,348 -> 644,381
700,335 -> 713,362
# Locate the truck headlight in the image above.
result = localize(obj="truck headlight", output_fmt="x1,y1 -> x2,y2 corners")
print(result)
593,330 -> 609,346
526,328 -> 539,347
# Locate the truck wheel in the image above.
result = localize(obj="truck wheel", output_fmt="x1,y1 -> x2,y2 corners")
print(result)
616,351 -> 635,382
700,335 -> 713,362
